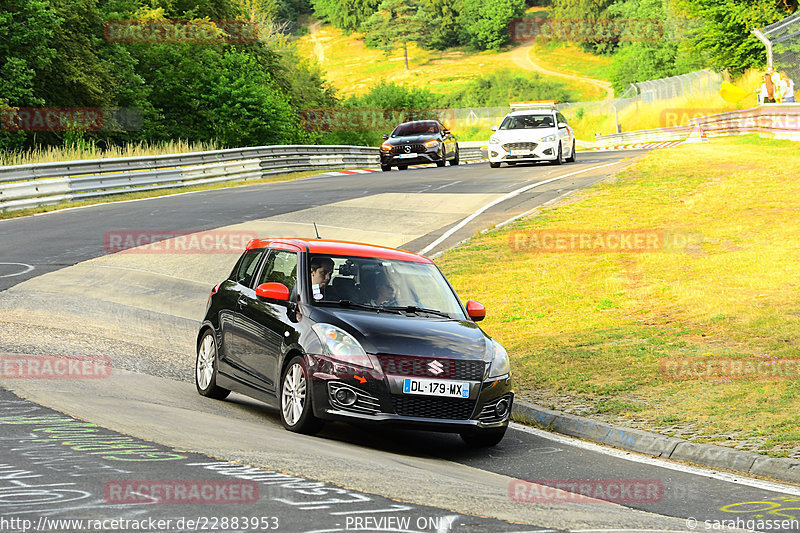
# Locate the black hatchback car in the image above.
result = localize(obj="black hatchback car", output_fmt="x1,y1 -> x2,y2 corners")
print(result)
379,120 -> 460,172
196,238 -> 512,446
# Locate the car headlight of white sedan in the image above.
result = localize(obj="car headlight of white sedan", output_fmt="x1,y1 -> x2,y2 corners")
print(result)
540,134 -> 557,143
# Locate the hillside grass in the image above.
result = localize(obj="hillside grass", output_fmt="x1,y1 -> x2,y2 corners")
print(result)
437,135 -> 800,456
294,21 -> 609,102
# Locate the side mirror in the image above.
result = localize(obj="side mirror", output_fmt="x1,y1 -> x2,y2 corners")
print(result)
490,126 -> 498,132
558,122 -> 568,129
466,300 -> 486,322
382,134 -> 389,140
442,129 -> 450,135
256,282 -> 290,302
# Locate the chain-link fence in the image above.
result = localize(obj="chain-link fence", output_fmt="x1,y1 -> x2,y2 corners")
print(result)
758,12 -> 800,91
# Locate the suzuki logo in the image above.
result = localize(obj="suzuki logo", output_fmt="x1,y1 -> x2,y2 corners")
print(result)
404,145 -> 411,153
428,360 -> 444,375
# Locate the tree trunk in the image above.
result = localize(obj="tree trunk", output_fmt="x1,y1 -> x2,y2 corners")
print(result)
403,42 -> 409,70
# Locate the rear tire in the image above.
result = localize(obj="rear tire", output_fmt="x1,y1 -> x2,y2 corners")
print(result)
460,427 -> 507,447
489,162 -> 501,169
398,165 -> 408,170
565,141 -> 576,163
196,331 -> 230,400
280,356 -> 323,435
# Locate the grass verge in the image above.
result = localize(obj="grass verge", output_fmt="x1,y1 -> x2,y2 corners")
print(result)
437,135 -> 800,457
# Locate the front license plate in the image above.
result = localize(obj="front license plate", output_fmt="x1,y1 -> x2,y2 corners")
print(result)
403,378 -> 469,398
509,150 -> 531,156
399,153 -> 417,159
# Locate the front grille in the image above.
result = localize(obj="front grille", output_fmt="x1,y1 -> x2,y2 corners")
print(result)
503,142 -> 537,151
477,394 -> 513,424
377,355 -> 486,380
391,144 -> 426,155
391,396 -> 476,420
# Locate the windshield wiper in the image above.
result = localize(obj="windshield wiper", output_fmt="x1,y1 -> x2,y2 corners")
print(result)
333,300 -> 402,314
380,305 -> 452,318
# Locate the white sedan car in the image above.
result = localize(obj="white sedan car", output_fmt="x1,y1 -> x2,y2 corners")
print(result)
488,108 -> 576,168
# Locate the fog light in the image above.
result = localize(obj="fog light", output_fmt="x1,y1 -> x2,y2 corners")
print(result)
490,151 -> 499,158
495,399 -> 509,417
335,387 -> 357,406
544,148 -> 553,155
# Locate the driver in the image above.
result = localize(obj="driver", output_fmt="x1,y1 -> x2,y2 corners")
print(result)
310,256 -> 334,301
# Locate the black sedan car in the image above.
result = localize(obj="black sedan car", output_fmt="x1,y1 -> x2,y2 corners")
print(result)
196,238 -> 512,446
379,120 -> 460,171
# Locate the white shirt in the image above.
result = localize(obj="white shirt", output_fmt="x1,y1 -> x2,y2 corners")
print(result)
783,79 -> 795,99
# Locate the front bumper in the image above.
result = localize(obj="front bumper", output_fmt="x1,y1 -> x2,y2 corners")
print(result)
307,354 -> 513,431
488,140 -> 559,163
380,147 -> 443,167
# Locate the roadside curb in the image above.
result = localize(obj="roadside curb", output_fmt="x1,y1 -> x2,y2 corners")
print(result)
512,399 -> 800,485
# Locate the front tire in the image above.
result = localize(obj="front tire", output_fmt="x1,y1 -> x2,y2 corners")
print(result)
398,165 -> 408,170
280,356 -> 323,434
196,331 -> 230,400
450,147 -> 460,165
460,426 -> 507,447
565,141 -> 576,163
552,143 -> 563,165
381,164 -> 391,172
489,162 -> 501,169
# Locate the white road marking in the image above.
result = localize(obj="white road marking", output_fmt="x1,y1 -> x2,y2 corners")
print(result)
511,423 -> 800,496
418,160 -> 625,255
0,262 -> 34,278
432,180 -> 462,191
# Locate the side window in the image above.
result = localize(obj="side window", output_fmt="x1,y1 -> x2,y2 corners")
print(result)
255,250 -> 298,293
557,113 -> 567,126
230,249 -> 265,288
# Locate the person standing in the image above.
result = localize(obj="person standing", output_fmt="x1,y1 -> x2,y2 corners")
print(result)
771,68 -> 783,102
763,72 -> 775,103
781,72 -> 795,103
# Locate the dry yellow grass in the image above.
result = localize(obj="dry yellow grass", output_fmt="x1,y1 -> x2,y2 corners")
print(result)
437,135 -> 800,456
295,22 -> 607,102
0,140 -> 220,167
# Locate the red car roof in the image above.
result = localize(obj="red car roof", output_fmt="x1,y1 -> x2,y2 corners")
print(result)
245,238 -> 432,264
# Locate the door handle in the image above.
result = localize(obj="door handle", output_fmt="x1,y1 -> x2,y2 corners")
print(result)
237,296 -> 248,308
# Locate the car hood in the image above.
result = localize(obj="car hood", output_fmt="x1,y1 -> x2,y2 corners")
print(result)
491,128 -> 557,142
385,134 -> 441,145
310,306 -> 491,360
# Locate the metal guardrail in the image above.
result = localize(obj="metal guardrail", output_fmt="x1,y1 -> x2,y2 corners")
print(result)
591,104 -> 800,146
0,145 -> 380,212
0,142 -> 491,212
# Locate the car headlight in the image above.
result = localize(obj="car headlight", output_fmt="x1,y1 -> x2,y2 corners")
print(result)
424,140 -> 440,148
488,340 -> 510,378
312,324 -> 372,368
540,134 -> 556,142
380,143 -> 392,151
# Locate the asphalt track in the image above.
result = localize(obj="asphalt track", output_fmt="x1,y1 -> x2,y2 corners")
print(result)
2,153 -> 799,532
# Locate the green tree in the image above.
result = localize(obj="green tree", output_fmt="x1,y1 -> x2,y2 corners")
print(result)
676,0 -> 796,73
415,0 -> 462,50
551,0 -> 617,53
458,0 -> 525,50
364,0 -> 423,70
311,0 -> 380,32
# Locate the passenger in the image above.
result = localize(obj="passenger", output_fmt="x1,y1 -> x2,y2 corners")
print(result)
310,256 -> 334,300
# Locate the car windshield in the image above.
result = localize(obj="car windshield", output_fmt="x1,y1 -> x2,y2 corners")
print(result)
310,254 -> 466,319
391,121 -> 439,137
499,114 -> 555,130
